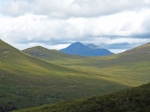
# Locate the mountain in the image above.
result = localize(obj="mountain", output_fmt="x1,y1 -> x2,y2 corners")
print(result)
58,42 -> 150,87
14,82 -> 150,112
1,39 -> 150,111
0,39 -> 129,111
23,42 -> 150,87
60,42 -> 113,56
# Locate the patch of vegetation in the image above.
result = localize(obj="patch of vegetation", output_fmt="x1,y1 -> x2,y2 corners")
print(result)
14,83 -> 150,112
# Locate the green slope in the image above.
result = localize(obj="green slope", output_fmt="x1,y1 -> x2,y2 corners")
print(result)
23,42 -> 150,87
14,82 -> 150,112
0,40 -> 129,111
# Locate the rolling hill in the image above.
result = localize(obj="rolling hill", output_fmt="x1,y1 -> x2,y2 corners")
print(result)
60,42 -> 113,56
0,39 -> 129,111
1,39 -> 150,111
14,82 -> 150,112
22,46 -> 81,61
23,42 -> 150,87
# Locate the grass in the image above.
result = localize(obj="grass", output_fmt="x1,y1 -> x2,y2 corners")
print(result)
14,82 -> 150,112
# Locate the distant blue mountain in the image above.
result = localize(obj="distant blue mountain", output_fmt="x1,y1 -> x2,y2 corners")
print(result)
60,42 -> 113,56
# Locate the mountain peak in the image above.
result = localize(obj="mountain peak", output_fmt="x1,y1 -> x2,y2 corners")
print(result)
34,46 -> 48,49
70,42 -> 85,47
73,42 -> 82,44
60,42 -> 113,56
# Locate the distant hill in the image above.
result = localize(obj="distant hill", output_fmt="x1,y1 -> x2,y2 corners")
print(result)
22,46 -> 80,61
60,42 -> 113,56
14,82 -> 150,112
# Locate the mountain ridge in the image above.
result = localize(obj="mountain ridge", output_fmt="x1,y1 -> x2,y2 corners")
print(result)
1,39 -> 150,111
60,42 -> 113,56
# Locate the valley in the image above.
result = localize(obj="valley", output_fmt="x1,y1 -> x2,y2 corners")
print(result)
24,42 -> 150,87
0,39 -> 150,111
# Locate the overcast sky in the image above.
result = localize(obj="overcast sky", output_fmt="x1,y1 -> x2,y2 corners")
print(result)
0,0 -> 150,53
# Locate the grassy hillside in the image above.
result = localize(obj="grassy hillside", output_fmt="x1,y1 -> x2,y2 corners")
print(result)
24,43 -> 150,87
14,82 -> 150,112
0,40 -> 129,111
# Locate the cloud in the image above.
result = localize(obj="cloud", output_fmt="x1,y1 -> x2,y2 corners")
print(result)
0,10 -> 150,49
140,14 -> 150,37
1,0 -> 150,18
0,0 -> 150,53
